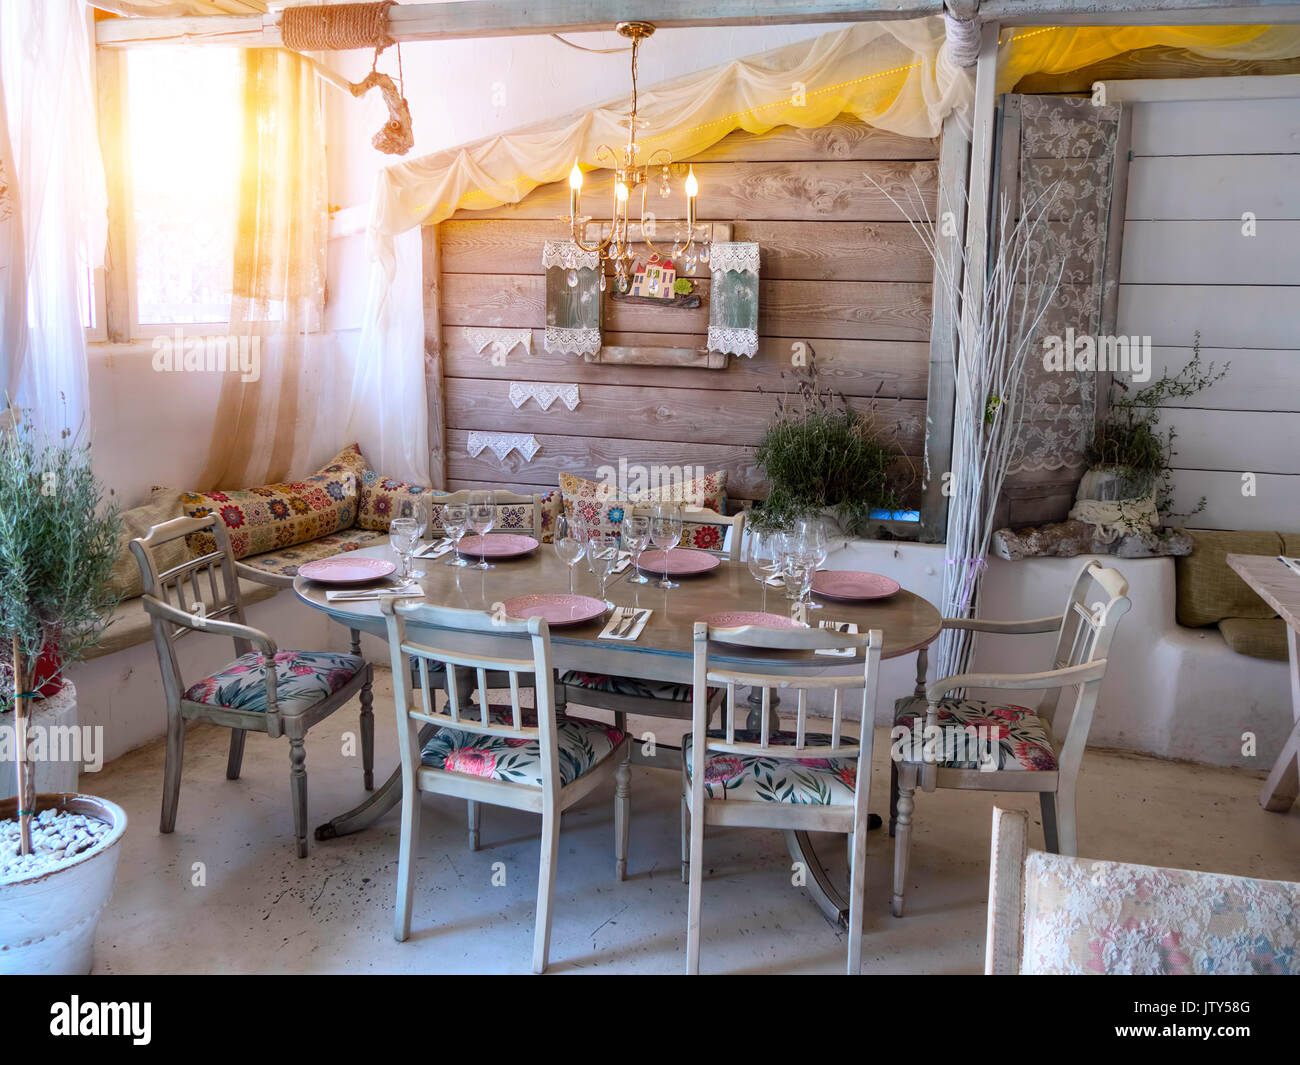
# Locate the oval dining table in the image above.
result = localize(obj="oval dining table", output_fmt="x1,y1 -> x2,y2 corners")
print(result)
294,540 -> 942,927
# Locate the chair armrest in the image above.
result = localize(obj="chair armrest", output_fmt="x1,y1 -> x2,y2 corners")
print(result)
925,660 -> 1106,704
141,595 -> 278,657
235,560 -> 295,589
940,615 -> 1064,635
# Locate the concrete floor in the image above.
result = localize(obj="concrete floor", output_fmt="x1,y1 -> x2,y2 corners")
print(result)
87,668 -> 1300,975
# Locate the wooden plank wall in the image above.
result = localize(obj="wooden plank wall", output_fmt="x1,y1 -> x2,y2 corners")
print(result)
430,116 -> 938,510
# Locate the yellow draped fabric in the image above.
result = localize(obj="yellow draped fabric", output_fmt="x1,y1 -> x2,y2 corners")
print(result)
366,18 -> 1300,245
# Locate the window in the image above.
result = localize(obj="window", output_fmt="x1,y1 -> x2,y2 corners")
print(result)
124,46 -> 240,329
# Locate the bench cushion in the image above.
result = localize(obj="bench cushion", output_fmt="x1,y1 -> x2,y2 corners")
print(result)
184,650 -> 365,715
87,578 -> 280,660
421,707 -> 625,787
1218,616 -> 1288,661
236,527 -> 385,581
357,471 -> 448,531
108,486 -> 192,599
180,444 -> 365,560
1176,529 -> 1284,627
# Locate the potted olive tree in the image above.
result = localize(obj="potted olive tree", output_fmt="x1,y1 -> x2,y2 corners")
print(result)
0,412 -> 124,974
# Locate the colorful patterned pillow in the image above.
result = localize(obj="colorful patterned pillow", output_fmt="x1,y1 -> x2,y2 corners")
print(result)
357,471 -> 449,532
181,448 -> 362,560
538,489 -> 561,543
559,470 -> 728,545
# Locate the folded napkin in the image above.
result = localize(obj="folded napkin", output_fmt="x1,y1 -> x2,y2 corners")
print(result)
611,551 -> 633,574
414,539 -> 453,559
599,606 -> 652,641
764,573 -> 786,587
325,586 -> 425,603
815,619 -> 858,657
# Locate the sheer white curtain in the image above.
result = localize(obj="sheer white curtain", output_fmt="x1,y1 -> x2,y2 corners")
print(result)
0,0 -> 106,441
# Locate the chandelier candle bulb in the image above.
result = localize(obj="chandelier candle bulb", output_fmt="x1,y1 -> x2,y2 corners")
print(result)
569,161 -> 582,219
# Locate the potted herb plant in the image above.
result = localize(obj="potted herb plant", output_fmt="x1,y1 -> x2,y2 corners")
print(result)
751,350 -> 908,537
0,412 -> 124,974
1081,334 -> 1227,519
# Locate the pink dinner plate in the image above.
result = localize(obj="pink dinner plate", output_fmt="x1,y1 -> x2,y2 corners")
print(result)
298,556 -> 397,585
457,534 -> 540,559
811,570 -> 901,602
637,549 -> 721,577
503,593 -> 608,627
699,611 -> 802,630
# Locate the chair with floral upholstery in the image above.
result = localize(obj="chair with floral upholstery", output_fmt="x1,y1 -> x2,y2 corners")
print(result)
985,805 -> 1300,974
379,598 -> 632,973
682,620 -> 883,975
131,514 -> 374,858
891,560 -> 1131,918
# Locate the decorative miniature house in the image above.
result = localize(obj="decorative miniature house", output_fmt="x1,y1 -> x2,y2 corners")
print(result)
629,257 -> 677,298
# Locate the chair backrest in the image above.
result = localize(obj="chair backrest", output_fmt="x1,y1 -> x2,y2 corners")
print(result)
379,599 -> 561,797
430,489 -> 543,538
690,621 -> 883,763
632,505 -> 745,561
1037,560 -> 1131,769
131,514 -> 251,694
986,806 -> 1300,975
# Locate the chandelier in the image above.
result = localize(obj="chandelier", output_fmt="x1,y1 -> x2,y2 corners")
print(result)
564,21 -> 710,293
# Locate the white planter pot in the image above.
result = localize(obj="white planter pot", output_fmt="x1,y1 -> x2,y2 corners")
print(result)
0,793 -> 127,974
0,682 -> 80,801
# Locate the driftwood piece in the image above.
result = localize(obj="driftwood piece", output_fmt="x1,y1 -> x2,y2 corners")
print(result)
349,71 -> 413,155
609,291 -> 702,310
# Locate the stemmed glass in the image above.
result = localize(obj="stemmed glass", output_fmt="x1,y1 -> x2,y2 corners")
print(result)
389,517 -> 419,586
442,502 -> 471,566
588,529 -> 619,604
621,512 -> 652,584
554,513 -> 586,595
649,502 -> 683,590
410,495 -> 432,577
468,490 -> 496,570
746,528 -> 779,613
796,517 -> 829,610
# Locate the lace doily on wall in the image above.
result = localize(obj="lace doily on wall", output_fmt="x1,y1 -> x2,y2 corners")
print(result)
707,326 -> 758,358
467,431 -> 541,463
464,327 -> 532,361
709,242 -> 759,275
541,240 -> 599,271
544,326 -> 601,355
508,382 -> 580,411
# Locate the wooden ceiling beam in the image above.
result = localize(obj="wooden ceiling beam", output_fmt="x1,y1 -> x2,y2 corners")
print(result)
92,0 -> 1300,48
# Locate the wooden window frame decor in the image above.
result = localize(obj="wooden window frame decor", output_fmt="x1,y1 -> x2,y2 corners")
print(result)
542,239 -> 602,356
707,241 -> 760,358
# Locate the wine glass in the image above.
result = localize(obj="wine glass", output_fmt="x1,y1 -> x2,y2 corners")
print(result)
746,528 -> 779,613
468,490 -> 496,570
442,502 -> 471,567
796,517 -> 829,610
589,529 -> 619,604
621,512 -> 652,584
649,502 -> 683,590
410,495 -> 432,577
388,518 -> 419,586
554,513 -> 586,595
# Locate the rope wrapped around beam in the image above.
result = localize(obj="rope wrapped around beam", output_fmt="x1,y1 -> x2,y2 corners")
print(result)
943,10 -> 981,68
281,1 -> 394,52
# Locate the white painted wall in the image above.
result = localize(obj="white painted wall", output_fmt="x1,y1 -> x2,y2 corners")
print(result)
1116,88 -> 1300,532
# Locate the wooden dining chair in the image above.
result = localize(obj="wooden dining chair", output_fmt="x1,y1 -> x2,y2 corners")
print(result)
379,598 -> 633,973
557,506 -> 744,729
682,620 -> 883,975
891,560 -> 1131,917
131,514 -> 374,858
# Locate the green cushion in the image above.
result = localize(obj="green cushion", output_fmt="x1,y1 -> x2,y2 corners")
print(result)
1175,529 -> 1283,627
1218,617 -> 1289,662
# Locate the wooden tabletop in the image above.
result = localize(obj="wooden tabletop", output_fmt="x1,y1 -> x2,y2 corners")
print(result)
294,543 -> 941,682
1226,553 -> 1300,633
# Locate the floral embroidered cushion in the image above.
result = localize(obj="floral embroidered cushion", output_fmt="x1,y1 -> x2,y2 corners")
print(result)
683,730 -> 859,805
421,706 -> 625,788
560,670 -> 698,702
180,444 -> 364,560
1021,850 -> 1300,974
184,650 -> 364,715
357,470 -> 449,532
558,470 -> 728,545
894,697 -> 1058,771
